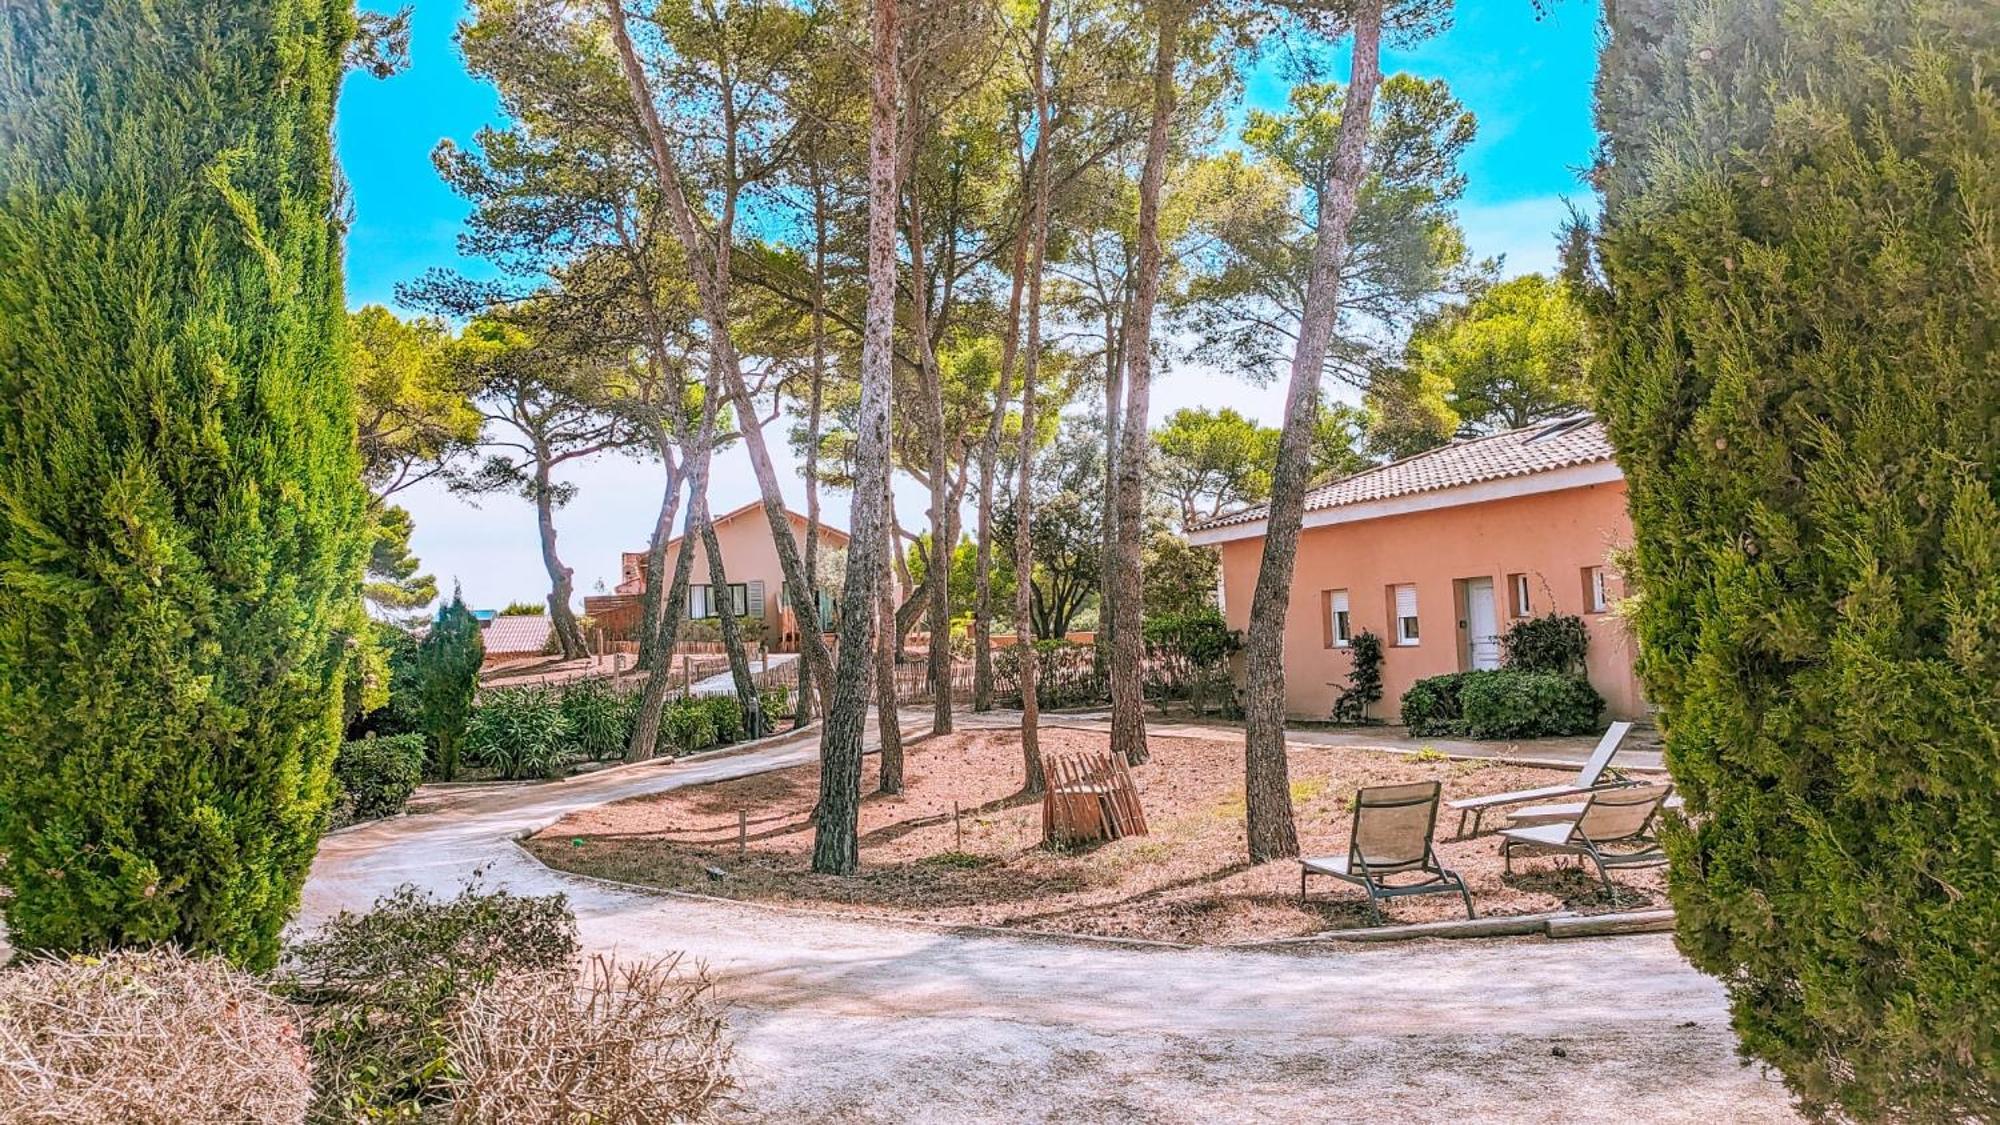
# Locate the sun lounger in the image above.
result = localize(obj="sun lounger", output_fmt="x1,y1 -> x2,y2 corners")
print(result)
1498,782 -> 1673,894
1300,781 -> 1473,925
1504,793 -> 1683,828
1446,720 -> 1635,836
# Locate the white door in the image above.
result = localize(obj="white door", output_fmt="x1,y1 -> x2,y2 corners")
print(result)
1466,578 -> 1502,670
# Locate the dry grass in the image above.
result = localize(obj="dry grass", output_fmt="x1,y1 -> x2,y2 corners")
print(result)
442,954 -> 734,1124
0,949 -> 310,1125
530,727 -> 1670,945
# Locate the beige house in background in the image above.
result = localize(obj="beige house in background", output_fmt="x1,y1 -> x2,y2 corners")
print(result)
1188,417 -> 1648,721
586,502 -> 847,651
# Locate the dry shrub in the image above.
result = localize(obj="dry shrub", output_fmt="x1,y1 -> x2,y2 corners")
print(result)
0,949 -> 309,1125
280,881 -> 578,1122
442,954 -> 734,1124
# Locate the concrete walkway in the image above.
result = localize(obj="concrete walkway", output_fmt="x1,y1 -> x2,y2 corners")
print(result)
300,712 -> 1791,1123
687,652 -> 797,697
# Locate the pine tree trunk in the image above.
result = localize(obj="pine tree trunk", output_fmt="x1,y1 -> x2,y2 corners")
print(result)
1242,0 -> 1384,863
902,175 -> 956,735
604,0 -> 835,707
1109,2 -> 1185,767
1014,0 -> 1054,797
626,373 -> 730,762
635,425 -> 683,671
699,509 -> 764,737
972,229 -> 1029,712
874,532 -> 904,795
811,0 -> 899,875
797,170 -> 831,730
534,458 -> 588,659
1098,302 -> 1123,669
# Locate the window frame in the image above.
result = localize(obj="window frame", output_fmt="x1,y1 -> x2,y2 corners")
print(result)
1509,572 -> 1532,618
1328,589 -> 1352,648
1584,566 -> 1609,614
1392,583 -> 1420,647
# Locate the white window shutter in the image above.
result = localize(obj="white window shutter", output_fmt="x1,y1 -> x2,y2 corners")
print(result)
1333,590 -> 1350,616
1395,584 -> 1418,620
748,580 -> 766,617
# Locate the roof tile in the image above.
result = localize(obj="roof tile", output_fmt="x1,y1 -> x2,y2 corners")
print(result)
1195,416 -> 1615,530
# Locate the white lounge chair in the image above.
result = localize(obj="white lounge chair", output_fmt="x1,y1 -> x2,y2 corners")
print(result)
1504,793 -> 1684,828
1299,781 -> 1474,925
1446,720 -> 1635,837
1497,782 -> 1673,894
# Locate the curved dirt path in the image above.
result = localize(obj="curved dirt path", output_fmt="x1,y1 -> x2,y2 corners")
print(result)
301,716 -> 1798,1123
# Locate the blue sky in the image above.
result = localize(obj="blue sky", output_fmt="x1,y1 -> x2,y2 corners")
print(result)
339,0 -> 1604,610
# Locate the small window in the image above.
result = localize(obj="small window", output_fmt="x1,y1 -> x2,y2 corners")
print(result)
688,584 -> 713,619
728,582 -> 749,616
1392,583 -> 1419,646
1509,572 -> 1532,618
1584,566 -> 1609,614
1328,589 -> 1352,648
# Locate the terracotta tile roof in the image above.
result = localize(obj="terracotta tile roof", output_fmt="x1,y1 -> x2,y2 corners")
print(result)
481,614 -> 555,655
1195,416 -> 1615,531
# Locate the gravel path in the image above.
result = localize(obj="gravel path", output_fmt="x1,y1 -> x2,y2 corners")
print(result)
300,713 -> 1797,1123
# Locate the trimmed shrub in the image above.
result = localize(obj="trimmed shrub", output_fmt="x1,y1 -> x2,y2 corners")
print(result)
0,949 -> 311,1124
757,686 -> 791,726
1399,671 -> 1475,737
1458,671 -> 1603,740
1402,670 -> 1603,740
0,1 -> 369,969
464,687 -> 575,780
1590,0 -> 2000,1113
1332,629 -> 1385,723
1500,613 -> 1588,676
332,734 -> 426,825
282,882 -> 578,1122
441,955 -> 734,1123
561,679 -> 636,761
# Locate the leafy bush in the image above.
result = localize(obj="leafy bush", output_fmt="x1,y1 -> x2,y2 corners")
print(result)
0,949 -> 311,1124
1592,1 -> 1999,1112
1400,671 -> 1475,737
1141,607 -> 1240,709
464,687 -> 575,780
440,955 -> 734,1124
1402,670 -> 1603,739
659,698 -> 718,756
701,694 -> 745,745
1501,613 -> 1589,676
561,679 -> 636,761
1457,671 -> 1603,740
282,882 -> 579,1123
332,734 -> 426,825
758,686 -> 791,726
1332,629 -> 1385,723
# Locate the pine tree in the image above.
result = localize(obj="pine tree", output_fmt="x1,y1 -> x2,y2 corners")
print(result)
415,593 -> 485,782
0,1 -> 369,969
1590,1 -> 1999,1116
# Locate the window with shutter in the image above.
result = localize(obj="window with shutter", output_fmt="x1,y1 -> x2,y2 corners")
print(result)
1329,589 -> 1351,647
1392,583 -> 1420,646
1509,572 -> 1532,617
688,585 -> 712,619
1584,566 -> 1608,613
748,580 -> 766,618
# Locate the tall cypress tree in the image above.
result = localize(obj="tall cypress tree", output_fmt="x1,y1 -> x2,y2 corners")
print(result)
1590,1 -> 1998,1117
416,591 -> 485,782
0,2 -> 368,968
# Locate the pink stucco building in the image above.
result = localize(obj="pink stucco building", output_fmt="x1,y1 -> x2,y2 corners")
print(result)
1187,416 -> 1648,722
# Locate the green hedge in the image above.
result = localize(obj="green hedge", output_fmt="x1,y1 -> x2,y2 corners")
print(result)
1591,0 -> 1998,1113
1401,670 -> 1603,739
332,735 -> 426,824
